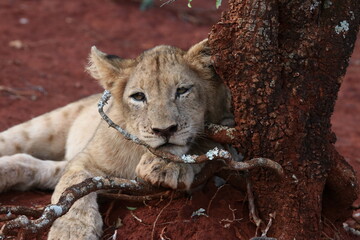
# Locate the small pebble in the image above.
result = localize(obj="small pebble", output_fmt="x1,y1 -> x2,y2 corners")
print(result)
19,17 -> 29,24
9,40 -> 24,49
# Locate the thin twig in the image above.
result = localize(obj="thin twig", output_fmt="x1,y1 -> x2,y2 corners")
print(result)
0,85 -> 41,100
262,212 -> 275,237
130,211 -> 143,223
207,184 -> 226,216
246,176 -> 263,230
159,226 -> 171,240
98,90 -> 146,147
219,204 -> 243,228
151,192 -> 174,240
160,0 -> 176,7
103,200 -> 116,227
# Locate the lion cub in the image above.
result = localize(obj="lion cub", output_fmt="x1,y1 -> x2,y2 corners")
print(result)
0,40 -> 233,239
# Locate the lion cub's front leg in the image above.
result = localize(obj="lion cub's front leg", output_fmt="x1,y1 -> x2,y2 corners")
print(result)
135,152 -> 202,190
48,168 -> 102,240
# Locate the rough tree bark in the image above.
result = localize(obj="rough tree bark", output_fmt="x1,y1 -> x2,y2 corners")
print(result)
209,0 -> 360,239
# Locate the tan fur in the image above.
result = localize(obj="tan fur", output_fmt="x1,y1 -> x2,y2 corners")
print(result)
0,40 -> 233,239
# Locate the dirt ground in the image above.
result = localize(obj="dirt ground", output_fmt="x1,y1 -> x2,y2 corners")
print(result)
0,0 -> 359,239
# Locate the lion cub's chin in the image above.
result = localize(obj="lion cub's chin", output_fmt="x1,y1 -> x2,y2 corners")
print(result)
156,143 -> 190,156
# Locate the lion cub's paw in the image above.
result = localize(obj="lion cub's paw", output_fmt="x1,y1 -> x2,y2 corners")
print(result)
136,153 -> 201,190
48,200 -> 102,240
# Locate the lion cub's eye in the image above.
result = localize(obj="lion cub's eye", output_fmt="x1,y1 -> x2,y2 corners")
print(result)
130,92 -> 146,102
176,86 -> 192,98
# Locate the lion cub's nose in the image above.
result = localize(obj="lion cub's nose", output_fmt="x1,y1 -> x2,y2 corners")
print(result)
152,124 -> 178,139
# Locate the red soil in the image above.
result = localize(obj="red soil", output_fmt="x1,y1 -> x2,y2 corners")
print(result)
0,0 -> 359,239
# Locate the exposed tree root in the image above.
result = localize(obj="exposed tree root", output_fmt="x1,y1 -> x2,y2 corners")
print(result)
323,145 -> 360,221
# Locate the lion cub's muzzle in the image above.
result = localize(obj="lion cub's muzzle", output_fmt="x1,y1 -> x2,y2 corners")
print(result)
152,124 -> 178,140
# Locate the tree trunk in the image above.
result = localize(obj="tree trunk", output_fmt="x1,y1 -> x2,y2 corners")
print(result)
209,0 -> 360,239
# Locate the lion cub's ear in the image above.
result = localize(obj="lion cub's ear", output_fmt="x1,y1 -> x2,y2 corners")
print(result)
86,46 -> 135,89
184,39 -> 215,80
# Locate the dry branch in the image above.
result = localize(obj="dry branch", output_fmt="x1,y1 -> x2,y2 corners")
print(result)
205,123 -> 236,144
0,206 -> 42,222
0,177 -> 157,238
98,190 -> 176,202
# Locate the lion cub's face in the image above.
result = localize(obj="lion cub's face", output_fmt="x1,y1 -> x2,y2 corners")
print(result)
87,40 -> 229,156
122,48 -> 207,155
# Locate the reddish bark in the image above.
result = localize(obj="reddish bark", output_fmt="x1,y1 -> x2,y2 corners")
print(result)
209,0 -> 360,239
